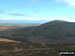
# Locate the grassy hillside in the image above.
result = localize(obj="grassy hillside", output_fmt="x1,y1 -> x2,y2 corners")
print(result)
0,38 -> 75,56
0,20 -> 75,44
29,20 -> 75,44
0,20 -> 75,56
0,26 -> 32,42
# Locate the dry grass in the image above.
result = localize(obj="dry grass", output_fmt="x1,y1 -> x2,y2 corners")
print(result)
0,26 -> 24,31
0,38 -> 20,43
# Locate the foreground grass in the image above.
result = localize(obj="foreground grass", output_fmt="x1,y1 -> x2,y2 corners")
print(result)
0,40 -> 75,56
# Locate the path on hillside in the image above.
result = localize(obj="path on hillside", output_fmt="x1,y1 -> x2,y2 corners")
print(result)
0,48 -> 51,53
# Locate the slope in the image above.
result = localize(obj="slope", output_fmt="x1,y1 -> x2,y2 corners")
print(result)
29,20 -> 75,44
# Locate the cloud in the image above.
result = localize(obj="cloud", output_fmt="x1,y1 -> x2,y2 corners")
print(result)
56,0 -> 75,6
8,13 -> 32,17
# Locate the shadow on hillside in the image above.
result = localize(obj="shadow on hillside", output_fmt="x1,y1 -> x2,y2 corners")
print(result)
0,26 -> 34,42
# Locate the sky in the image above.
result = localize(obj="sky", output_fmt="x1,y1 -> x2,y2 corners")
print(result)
0,0 -> 75,22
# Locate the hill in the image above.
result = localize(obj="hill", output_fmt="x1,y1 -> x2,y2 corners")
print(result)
29,20 -> 75,44
0,26 -> 32,42
0,20 -> 75,56
0,20 -> 75,44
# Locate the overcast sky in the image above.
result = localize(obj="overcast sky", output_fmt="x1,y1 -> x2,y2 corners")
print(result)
0,0 -> 75,22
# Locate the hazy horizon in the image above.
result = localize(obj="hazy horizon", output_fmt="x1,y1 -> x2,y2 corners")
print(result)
0,20 -> 50,24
